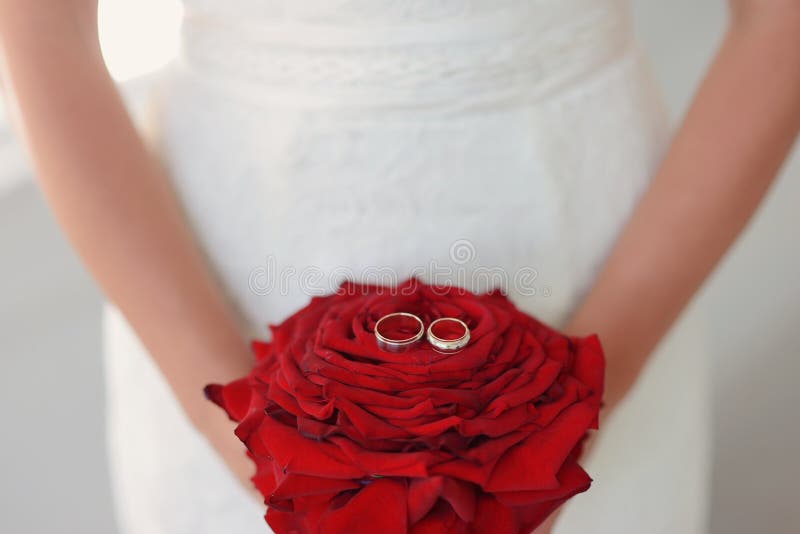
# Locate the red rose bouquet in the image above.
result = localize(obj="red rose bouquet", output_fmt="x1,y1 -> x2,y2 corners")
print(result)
206,279 -> 604,533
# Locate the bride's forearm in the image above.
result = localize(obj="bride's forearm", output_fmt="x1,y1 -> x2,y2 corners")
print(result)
566,4 -> 800,410
0,2 -> 254,482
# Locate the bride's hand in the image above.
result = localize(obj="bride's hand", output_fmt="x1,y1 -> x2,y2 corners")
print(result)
192,373 -> 261,498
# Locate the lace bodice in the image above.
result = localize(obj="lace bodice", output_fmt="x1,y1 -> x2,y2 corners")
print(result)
148,0 -> 658,331
178,0 -> 632,108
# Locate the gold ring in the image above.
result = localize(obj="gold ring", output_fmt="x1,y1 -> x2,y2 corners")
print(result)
426,317 -> 470,353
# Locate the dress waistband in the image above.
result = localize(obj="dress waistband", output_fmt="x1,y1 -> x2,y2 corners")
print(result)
178,0 -> 633,110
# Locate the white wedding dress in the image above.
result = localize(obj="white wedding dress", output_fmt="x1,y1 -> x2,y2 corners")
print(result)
105,0 -> 711,532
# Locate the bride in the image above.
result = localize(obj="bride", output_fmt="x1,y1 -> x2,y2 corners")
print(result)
2,1 -> 799,532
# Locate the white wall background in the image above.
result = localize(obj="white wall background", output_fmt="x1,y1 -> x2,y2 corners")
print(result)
1,1 -> 798,532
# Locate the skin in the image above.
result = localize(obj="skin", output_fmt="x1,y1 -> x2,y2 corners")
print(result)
1,0 -> 799,531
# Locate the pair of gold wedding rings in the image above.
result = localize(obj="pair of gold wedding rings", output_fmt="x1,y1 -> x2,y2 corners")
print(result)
374,312 -> 470,354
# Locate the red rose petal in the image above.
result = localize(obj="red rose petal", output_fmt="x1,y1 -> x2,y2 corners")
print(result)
254,416 -> 365,479
408,477 -> 444,524
270,473 -> 361,501
205,280 -> 606,534
203,378 -> 252,422
493,459 -> 591,506
484,402 -> 597,492
410,499 -> 469,534
470,493 -> 519,534
319,478 -> 408,534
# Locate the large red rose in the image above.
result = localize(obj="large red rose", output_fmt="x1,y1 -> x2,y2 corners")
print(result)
206,279 -> 604,533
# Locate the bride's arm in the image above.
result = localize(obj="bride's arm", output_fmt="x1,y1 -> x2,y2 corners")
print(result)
0,1 -> 256,488
566,1 -> 800,412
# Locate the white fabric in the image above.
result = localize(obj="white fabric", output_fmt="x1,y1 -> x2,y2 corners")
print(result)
0,96 -> 30,195
105,0 -> 711,532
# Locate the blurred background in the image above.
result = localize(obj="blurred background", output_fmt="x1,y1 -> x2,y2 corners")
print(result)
1,0 -> 799,532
